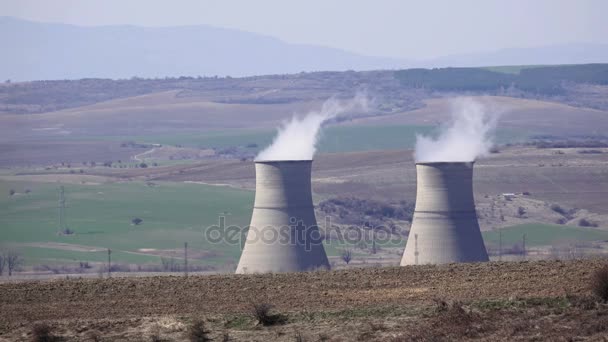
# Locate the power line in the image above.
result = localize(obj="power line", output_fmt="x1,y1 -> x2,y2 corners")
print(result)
58,185 -> 69,232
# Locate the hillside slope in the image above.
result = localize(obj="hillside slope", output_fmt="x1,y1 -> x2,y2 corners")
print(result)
0,17 -> 406,81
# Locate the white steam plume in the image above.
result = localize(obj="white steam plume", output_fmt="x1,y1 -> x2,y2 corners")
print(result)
256,94 -> 367,161
415,97 -> 500,162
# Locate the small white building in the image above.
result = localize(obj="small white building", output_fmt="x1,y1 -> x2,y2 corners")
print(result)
502,193 -> 516,200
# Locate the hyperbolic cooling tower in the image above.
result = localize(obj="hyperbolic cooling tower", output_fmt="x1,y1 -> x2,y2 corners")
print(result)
236,160 -> 330,273
401,162 -> 489,265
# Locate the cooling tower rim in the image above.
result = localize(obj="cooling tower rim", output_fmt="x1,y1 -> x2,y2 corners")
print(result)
416,161 -> 475,166
254,159 -> 313,164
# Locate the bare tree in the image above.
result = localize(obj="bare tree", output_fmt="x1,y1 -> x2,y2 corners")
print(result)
0,252 -> 5,276
6,250 -> 22,276
160,257 -> 181,272
517,206 -> 526,218
341,249 -> 353,265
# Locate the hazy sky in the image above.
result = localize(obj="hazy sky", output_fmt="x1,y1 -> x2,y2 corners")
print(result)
1,0 -> 606,59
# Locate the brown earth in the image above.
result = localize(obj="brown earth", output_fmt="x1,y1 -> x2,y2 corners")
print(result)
351,96 -> 608,136
0,140 -> 145,168
2,94 -> 607,158
1,259 -> 607,341
4,94 -> 607,141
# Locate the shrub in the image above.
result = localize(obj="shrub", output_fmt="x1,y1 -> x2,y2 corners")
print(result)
186,319 -> 211,342
551,204 -> 567,216
317,333 -> 330,341
31,323 -> 57,342
341,249 -> 353,265
251,302 -> 286,326
85,331 -> 101,342
405,300 -> 480,340
318,197 -> 414,226
578,149 -> 603,154
368,321 -> 388,331
579,218 -> 599,227
149,331 -> 164,342
591,265 -> 608,302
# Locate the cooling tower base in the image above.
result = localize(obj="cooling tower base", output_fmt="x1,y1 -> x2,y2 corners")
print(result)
401,162 -> 489,265
236,160 -> 330,274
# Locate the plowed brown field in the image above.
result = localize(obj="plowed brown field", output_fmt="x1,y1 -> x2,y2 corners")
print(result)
2,259 -> 608,341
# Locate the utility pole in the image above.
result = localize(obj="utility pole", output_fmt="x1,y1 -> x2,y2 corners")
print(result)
414,234 -> 419,265
58,186 -> 69,232
107,249 -> 112,278
522,233 -> 527,260
371,230 -> 377,254
184,242 -> 188,277
498,230 -> 503,262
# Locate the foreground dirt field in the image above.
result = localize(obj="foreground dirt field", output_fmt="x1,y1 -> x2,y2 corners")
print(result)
1,259 -> 608,341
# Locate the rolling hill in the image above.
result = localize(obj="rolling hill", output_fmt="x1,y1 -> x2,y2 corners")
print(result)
1,16 -> 607,81
0,16 -> 406,81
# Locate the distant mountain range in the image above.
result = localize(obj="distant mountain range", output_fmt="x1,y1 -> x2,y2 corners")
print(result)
1,16 -> 607,81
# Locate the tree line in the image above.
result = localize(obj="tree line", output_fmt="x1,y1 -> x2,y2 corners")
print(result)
395,64 -> 608,95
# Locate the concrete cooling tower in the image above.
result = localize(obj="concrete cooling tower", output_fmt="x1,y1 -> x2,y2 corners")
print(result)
236,160 -> 330,273
401,162 -> 489,265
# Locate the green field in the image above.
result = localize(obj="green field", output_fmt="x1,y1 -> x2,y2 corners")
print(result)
325,222 -> 608,254
4,176 -> 603,270
51,125 -> 435,153
0,180 -> 254,266
481,65 -> 553,75
483,223 -> 608,246
58,124 -> 529,155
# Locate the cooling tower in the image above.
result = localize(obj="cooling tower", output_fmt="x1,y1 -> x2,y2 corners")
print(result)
401,162 -> 489,265
236,160 -> 330,273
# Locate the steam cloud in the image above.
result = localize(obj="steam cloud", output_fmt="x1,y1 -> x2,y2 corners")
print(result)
415,98 -> 500,162
256,94 -> 368,161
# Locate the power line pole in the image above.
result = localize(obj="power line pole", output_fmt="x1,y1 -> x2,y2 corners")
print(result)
414,234 -> 419,265
58,186 -> 69,232
371,230 -> 377,254
522,233 -> 527,260
59,186 -> 65,230
184,242 -> 188,277
107,249 -> 112,278
499,230 -> 503,262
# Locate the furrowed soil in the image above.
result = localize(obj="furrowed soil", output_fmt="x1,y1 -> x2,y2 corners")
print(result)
2,259 -> 608,341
